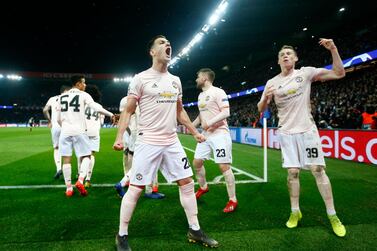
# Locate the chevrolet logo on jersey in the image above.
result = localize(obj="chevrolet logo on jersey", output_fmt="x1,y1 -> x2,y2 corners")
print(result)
286,89 -> 297,95
198,103 -> 206,109
159,91 -> 176,98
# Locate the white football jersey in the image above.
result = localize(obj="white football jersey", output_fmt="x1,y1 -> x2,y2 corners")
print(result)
57,88 -> 95,136
85,104 -> 105,137
45,95 -> 61,128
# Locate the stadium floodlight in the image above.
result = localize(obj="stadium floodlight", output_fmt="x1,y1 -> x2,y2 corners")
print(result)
113,76 -> 133,83
124,76 -> 133,82
0,74 -> 3,79
209,13 -> 220,26
218,0 -> 229,13
190,32 -> 204,46
303,27 -> 308,31
181,46 -> 191,56
201,24 -> 210,33
6,74 -> 22,81
169,0 -> 231,69
339,7 -> 345,12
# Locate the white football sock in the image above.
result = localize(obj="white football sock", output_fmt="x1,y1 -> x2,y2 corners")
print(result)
78,157 -> 90,183
179,181 -> 200,230
62,164 -> 72,189
53,149 -> 61,172
86,155 -> 95,181
196,166 -> 207,190
223,169 -> 237,202
119,185 -> 143,236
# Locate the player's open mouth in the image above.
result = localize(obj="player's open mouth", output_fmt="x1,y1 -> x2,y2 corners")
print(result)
166,47 -> 171,56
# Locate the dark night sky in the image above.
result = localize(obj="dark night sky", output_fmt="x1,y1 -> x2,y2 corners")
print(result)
0,0 -> 376,83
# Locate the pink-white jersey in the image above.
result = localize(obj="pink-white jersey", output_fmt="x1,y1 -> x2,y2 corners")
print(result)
128,68 -> 182,145
44,95 -> 61,128
57,88 -> 95,136
262,66 -> 322,134
197,86 -> 230,136
119,96 -> 138,132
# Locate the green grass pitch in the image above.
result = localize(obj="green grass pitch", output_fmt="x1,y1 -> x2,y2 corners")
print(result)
0,127 -> 376,250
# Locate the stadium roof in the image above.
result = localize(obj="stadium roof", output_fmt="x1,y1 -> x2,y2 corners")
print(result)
0,0 -> 376,86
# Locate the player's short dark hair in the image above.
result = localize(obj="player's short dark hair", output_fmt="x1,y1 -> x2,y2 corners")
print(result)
279,45 -> 297,56
70,75 -> 85,86
85,84 -> 102,103
60,85 -> 70,94
147,35 -> 167,52
197,68 -> 216,82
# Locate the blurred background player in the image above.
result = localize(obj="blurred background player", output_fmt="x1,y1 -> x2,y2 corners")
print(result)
115,93 -> 165,199
257,39 -> 347,237
112,35 -> 218,250
28,116 -> 35,132
192,68 -> 237,213
43,85 -> 70,179
83,84 -> 112,188
57,75 -> 114,197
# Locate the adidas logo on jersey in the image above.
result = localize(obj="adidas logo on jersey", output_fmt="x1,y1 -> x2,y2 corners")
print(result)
152,83 -> 158,88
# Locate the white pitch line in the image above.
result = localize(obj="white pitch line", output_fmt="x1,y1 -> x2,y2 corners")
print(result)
182,146 -> 264,182
0,144 -> 264,190
0,180 -> 262,190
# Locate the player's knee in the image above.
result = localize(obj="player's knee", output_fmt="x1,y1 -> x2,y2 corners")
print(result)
310,165 -> 328,184
287,168 -> 300,181
219,163 -> 231,173
177,177 -> 193,186
193,159 -> 203,169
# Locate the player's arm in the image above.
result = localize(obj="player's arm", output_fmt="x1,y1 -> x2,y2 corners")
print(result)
56,105 -> 62,127
257,84 -> 274,112
113,97 -> 137,150
202,106 -> 230,131
312,38 -> 346,82
42,105 -> 51,121
177,99 -> 206,143
192,116 -> 201,128
87,102 -> 114,118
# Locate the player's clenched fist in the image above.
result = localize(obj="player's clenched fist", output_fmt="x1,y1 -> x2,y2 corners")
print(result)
113,139 -> 124,151
194,133 -> 206,143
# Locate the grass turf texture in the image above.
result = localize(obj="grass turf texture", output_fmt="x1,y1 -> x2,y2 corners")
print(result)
0,127 -> 376,251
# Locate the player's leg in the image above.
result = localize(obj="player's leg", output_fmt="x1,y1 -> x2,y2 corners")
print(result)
116,143 -> 162,251
211,134 -> 237,212
85,151 -> 95,188
219,163 -> 237,213
279,133 -> 303,228
161,141 -> 218,248
85,136 -> 100,187
310,165 -> 346,237
286,168 -> 302,228
193,141 -> 211,199
59,135 -> 74,196
302,126 -> 346,237
73,134 -> 92,196
53,148 -> 62,179
52,127 -> 62,179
